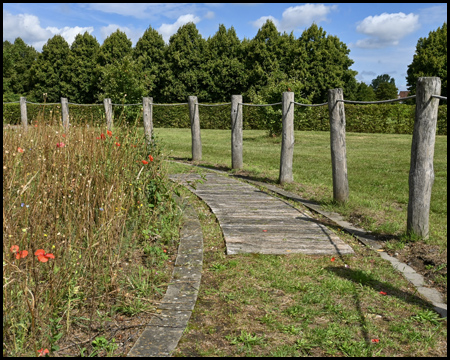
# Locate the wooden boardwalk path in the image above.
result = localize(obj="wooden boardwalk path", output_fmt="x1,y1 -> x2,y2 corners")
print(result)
170,172 -> 354,256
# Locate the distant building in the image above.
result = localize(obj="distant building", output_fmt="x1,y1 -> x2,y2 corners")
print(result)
397,91 -> 410,103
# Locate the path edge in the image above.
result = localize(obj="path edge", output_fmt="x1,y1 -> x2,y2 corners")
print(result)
127,194 -> 204,357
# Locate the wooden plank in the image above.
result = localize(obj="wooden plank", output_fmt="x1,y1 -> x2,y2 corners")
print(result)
169,173 -> 354,255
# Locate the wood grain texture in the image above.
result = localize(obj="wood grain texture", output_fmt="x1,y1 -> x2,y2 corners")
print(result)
170,172 -> 354,256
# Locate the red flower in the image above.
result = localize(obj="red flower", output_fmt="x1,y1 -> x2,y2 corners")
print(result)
37,348 -> 49,356
371,339 -> 379,343
17,147 -> 24,153
96,137 -> 100,140
142,160 -> 149,165
62,134 -> 66,138
331,257 -> 335,262
107,130 -> 112,137
35,249 -> 55,263
149,155 -> 154,162
379,291 -> 387,295
100,133 -> 106,140
10,245 -> 28,259
56,142 -> 65,148
163,249 -> 167,253
10,245 -> 19,253
262,230 -> 267,232
115,142 -> 121,146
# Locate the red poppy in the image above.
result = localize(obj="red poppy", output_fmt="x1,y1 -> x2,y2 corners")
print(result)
17,147 -> 24,153
262,230 -> 267,232
96,137 -> 100,140
10,245 -> 19,253
62,134 -> 66,138
16,250 -> 28,259
163,249 -> 167,253
371,339 -> 379,343
149,155 -> 154,162
107,130 -> 112,137
35,249 -> 55,263
331,257 -> 335,262
56,142 -> 65,148
379,291 -> 387,295
142,160 -> 149,165
115,142 -> 121,146
37,348 -> 49,356
100,133 -> 106,140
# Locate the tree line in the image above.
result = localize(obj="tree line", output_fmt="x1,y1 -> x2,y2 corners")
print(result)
3,20 -> 447,106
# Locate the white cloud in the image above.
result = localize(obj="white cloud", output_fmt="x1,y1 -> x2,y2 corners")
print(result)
354,12 -> 420,48
3,11 -> 93,51
205,11 -> 215,20
99,24 -> 143,46
251,4 -> 336,32
251,16 -> 280,30
157,14 -> 201,43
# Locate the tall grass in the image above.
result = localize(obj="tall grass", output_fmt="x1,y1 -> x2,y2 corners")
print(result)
3,123 -> 181,356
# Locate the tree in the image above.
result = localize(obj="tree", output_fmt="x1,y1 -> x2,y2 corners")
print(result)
97,29 -> 132,67
355,82 -> 376,101
203,24 -> 246,102
375,82 -> 398,100
370,74 -> 396,92
61,32 -> 100,104
133,26 -> 166,99
3,38 -> 38,101
159,22 -> 207,102
29,35 -> 70,102
295,23 -> 357,104
406,22 -> 447,98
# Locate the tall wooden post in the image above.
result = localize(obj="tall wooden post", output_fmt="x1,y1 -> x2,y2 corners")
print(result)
143,97 -> 153,145
407,77 -> 441,239
188,96 -> 202,161
104,98 -> 113,131
20,97 -> 28,130
231,95 -> 243,169
328,88 -> 349,203
61,97 -> 69,130
279,92 -> 295,184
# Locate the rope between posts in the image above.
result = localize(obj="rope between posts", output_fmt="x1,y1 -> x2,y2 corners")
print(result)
67,102 -> 103,106
3,101 -> 20,104
238,102 -> 282,107
431,95 -> 447,101
111,103 -> 141,106
338,95 -> 416,104
196,102 -> 232,107
151,103 -> 188,106
292,101 -> 328,107
25,101 -> 60,105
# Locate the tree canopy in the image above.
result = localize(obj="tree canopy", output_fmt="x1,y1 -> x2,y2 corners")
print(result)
406,22 -> 447,98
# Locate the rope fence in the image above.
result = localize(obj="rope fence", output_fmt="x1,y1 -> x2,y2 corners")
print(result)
293,101 -> 328,107
239,102 -> 282,107
338,95 -> 417,104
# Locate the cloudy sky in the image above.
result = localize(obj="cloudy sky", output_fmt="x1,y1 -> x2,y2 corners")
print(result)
3,3 -> 447,91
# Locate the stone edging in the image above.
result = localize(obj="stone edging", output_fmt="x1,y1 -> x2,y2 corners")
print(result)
167,160 -> 447,319
127,195 -> 203,357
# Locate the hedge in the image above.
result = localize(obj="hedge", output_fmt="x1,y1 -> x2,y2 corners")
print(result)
3,102 -> 447,135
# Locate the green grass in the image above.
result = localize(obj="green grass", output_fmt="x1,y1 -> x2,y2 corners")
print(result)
172,187 -> 447,357
156,128 -> 447,249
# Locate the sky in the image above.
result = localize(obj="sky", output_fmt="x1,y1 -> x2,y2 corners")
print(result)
3,3 -> 447,91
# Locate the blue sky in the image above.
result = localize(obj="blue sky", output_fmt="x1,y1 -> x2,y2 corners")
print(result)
3,3 -> 447,91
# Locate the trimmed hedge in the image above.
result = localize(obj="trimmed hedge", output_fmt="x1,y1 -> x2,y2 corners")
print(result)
3,102 -> 447,135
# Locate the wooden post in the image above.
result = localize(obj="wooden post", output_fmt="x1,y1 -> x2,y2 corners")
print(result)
231,95 -> 243,169
279,92 -> 295,184
143,97 -> 153,145
20,97 -> 28,130
104,98 -> 113,131
61,97 -> 69,130
188,96 -> 202,161
328,88 -> 349,203
407,77 -> 441,239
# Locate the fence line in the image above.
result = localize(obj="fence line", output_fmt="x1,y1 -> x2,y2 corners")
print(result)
293,101 -> 328,107
338,95 -> 416,104
197,102 -> 231,107
431,95 -> 447,101
67,102 -> 103,106
239,102 -> 282,107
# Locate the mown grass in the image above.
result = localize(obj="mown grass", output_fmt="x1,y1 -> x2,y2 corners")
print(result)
156,128 -> 447,249
171,179 -> 447,357
3,123 -> 181,357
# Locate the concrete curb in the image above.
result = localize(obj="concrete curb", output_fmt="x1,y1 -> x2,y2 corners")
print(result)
127,195 -> 203,357
167,160 -> 447,318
